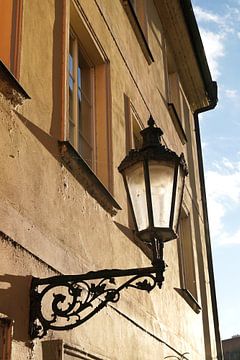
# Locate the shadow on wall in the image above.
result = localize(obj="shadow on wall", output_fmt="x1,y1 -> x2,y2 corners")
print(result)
14,111 -> 60,162
50,0 -> 64,140
0,274 -> 32,342
114,221 -> 152,262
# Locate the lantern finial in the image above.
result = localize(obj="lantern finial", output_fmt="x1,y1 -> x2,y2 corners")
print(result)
141,116 -> 163,149
148,115 -> 155,127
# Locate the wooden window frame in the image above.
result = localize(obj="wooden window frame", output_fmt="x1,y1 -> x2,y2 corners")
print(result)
167,71 -> 188,144
42,340 -> 107,360
129,0 -> 148,39
61,0 -> 113,192
124,94 -> 144,152
69,29 -> 95,170
177,207 -> 200,312
122,0 -> 153,64
0,317 -> 13,360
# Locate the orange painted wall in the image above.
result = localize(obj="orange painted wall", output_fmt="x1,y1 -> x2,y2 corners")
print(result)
0,0 -> 13,69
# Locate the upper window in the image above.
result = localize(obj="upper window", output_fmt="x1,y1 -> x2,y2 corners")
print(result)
124,94 -> 143,152
69,30 -> 95,169
129,0 -> 148,39
167,67 -> 188,144
122,0 -> 153,64
66,1 -> 112,190
178,208 -> 198,301
0,0 -> 22,77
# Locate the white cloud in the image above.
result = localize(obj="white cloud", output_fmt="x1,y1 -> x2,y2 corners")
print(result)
199,28 -> 225,78
225,89 -> 238,99
205,158 -> 240,246
194,6 -> 222,24
193,4 -> 240,79
224,89 -> 240,107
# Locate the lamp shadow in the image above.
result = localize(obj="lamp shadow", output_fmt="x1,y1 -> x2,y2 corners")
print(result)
114,221 -> 152,261
0,274 -> 32,343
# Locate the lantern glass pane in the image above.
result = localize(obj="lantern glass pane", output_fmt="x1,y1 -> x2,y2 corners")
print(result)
149,160 -> 175,228
125,162 -> 148,231
173,166 -> 185,232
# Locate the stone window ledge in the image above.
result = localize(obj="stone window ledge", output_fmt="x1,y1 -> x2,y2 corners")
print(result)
175,287 -> 201,314
0,60 -> 30,106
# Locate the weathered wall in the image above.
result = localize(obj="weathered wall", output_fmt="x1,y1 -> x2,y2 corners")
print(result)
0,0 -> 218,359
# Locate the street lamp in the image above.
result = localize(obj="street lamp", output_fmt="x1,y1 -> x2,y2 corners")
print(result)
118,116 -> 188,287
29,116 -> 188,339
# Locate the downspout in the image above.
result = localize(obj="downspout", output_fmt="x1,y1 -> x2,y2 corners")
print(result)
194,88 -> 223,359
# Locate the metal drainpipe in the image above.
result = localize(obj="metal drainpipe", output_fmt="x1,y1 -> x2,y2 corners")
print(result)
194,103 -> 223,360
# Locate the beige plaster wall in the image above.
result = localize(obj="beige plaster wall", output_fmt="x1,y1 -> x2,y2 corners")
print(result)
0,0 -> 218,359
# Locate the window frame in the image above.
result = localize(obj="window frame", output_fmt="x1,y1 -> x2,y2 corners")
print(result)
0,317 -> 13,360
124,94 -> 144,152
62,0 -> 113,192
42,340 -> 108,360
68,28 -> 95,170
121,0 -> 154,64
177,206 -> 201,312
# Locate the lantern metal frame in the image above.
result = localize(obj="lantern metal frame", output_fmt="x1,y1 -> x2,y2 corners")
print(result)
29,116 -> 187,340
118,116 -> 188,244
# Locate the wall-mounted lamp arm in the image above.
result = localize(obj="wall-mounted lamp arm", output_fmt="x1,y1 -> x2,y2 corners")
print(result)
29,264 -> 164,339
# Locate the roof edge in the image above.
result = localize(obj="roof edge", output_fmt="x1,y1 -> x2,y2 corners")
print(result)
180,0 -> 218,109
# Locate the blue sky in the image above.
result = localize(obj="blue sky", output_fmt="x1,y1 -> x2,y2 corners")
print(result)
193,0 -> 240,340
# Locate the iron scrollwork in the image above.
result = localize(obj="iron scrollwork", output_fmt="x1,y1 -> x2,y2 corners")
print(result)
164,353 -> 190,360
29,266 -> 159,339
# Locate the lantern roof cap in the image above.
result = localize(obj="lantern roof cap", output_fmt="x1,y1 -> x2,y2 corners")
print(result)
118,116 -> 188,175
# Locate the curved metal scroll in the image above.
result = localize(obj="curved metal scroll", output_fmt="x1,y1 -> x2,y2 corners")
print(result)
29,266 -> 158,339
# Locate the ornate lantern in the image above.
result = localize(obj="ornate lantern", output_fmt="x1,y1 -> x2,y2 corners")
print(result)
118,116 -> 188,281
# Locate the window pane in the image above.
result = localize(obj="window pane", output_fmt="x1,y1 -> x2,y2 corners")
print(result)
77,48 -> 93,167
69,35 -> 74,75
69,34 -> 75,145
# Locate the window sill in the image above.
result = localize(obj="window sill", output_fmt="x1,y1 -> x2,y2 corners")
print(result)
59,141 -> 121,216
122,0 -> 154,65
168,103 -> 187,145
0,60 -> 30,106
175,288 -> 201,314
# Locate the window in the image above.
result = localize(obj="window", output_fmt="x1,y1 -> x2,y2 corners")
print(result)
124,95 -> 143,152
0,0 -> 23,77
168,72 -> 181,118
178,208 -> 198,301
166,45 -> 191,133
0,318 -> 13,360
66,1 -> 112,190
129,0 -> 148,39
42,340 -> 106,360
167,71 -> 188,144
69,30 -> 95,169
122,0 -> 153,63
124,95 -> 145,230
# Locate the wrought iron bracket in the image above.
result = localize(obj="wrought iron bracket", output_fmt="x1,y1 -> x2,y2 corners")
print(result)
29,264 -> 165,339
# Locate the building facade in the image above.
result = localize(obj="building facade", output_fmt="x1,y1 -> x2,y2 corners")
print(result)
222,336 -> 240,360
0,0 -> 222,359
